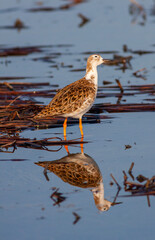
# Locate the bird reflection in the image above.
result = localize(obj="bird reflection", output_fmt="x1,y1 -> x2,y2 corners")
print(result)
35,150 -> 120,211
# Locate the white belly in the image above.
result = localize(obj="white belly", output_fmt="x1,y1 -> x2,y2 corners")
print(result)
62,98 -> 94,119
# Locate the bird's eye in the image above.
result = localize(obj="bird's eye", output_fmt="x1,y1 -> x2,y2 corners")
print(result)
94,55 -> 98,58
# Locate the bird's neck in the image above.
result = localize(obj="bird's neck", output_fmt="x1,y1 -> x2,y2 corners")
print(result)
85,65 -> 98,85
92,180 -> 105,208
91,180 -> 112,211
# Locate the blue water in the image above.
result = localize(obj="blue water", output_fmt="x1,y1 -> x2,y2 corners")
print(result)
0,0 -> 155,239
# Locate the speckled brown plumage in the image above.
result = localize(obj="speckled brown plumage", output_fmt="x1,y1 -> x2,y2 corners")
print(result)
34,78 -> 97,119
35,153 -> 102,188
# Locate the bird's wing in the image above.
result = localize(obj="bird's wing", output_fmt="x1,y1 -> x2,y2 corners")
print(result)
35,78 -> 96,118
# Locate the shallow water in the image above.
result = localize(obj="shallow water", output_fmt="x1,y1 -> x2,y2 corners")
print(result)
0,0 -> 155,239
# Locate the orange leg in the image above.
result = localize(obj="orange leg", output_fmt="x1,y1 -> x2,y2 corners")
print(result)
64,142 -> 69,154
80,136 -> 84,154
79,117 -> 84,137
63,118 -> 69,154
63,118 -> 67,137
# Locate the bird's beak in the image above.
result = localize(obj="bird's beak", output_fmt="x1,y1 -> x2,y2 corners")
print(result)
102,59 -> 111,64
111,201 -> 122,206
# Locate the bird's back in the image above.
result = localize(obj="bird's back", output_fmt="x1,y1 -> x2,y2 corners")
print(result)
35,153 -> 102,188
34,78 -> 97,119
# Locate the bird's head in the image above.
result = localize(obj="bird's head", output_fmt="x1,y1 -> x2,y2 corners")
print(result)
87,54 -> 110,67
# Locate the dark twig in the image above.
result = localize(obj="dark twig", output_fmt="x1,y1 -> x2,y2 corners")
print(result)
147,195 -> 151,207
78,13 -> 90,27
110,174 -> 121,190
128,162 -> 135,180
72,212 -> 81,224
50,188 -> 66,206
115,79 -> 124,93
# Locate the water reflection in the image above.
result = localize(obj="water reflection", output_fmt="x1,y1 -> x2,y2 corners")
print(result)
35,149 -> 120,211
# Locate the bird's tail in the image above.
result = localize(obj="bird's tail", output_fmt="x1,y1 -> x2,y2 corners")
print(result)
33,105 -> 56,119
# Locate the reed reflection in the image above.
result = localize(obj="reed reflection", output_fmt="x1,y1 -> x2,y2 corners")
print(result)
35,144 -> 120,211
